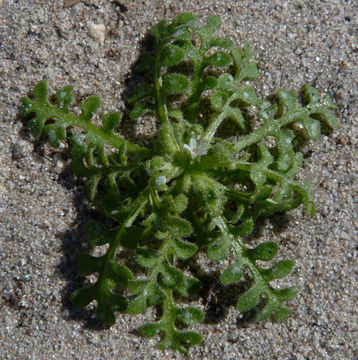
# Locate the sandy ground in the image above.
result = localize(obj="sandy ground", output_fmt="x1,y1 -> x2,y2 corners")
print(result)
0,1 -> 357,359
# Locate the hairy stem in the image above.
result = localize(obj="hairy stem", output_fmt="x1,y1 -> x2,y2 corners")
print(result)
97,190 -> 149,288
233,105 -> 322,152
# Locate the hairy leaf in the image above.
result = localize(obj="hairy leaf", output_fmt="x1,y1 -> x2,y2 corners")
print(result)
20,12 -> 339,355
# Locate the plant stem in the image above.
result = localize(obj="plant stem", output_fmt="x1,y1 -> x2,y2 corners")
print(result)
44,103 -> 149,155
96,189 -> 149,289
153,42 -> 180,153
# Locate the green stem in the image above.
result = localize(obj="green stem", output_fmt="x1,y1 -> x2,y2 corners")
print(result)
153,42 -> 180,153
160,288 -> 176,337
215,216 -> 272,297
96,189 -> 149,288
198,92 -> 240,153
44,103 -> 149,156
233,106 -> 317,152
185,61 -> 205,123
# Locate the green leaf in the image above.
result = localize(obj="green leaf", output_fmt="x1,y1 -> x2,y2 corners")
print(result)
272,305 -> 291,321
225,107 -> 245,128
314,108 -> 339,129
166,194 -> 188,214
177,307 -> 204,326
255,302 -> 274,321
160,262 -> 185,288
323,93 -> 335,108
236,86 -> 258,105
85,174 -> 102,201
168,109 -> 184,122
130,102 -> 155,119
86,220 -> 113,246
19,96 -> 34,117
237,287 -> 261,312
109,293 -> 129,311
71,287 -> 95,308
201,76 -> 218,91
278,90 -> 297,111
139,323 -> 161,337
232,45 -> 259,80
162,74 -> 189,94
75,253 -> 99,276
70,134 -> 87,158
220,261 -> 243,285
128,280 -> 149,295
258,99 -> 277,120
128,295 -> 147,315
171,238 -> 197,260
175,277 -> 201,298
205,15 -> 221,34
172,26 -> 192,41
97,301 -> 116,326
102,112 -> 121,131
55,85 -> 73,108
107,261 -> 134,287
209,37 -> 233,48
44,123 -> 67,147
232,219 -> 254,237
161,45 -> 185,66
80,95 -> 101,121
128,83 -> 154,104
277,129 -> 295,152
301,116 -> 321,140
166,215 -> 192,238
207,239 -> 231,260
151,20 -> 168,41
120,226 -> 144,249
249,242 -> 278,261
250,166 -> 267,186
205,51 -> 232,67
33,80 -> 48,101
171,12 -> 198,27
273,286 -> 301,302
136,248 -> 160,268
302,84 -> 320,104
263,259 -> 294,280
217,73 -> 237,91
210,91 -> 227,110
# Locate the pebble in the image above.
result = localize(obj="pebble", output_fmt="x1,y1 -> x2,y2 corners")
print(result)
87,22 -> 106,45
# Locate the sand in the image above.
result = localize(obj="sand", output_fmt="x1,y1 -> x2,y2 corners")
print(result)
1,1 -> 357,359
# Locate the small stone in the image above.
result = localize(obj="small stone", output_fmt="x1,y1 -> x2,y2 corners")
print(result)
87,22 -> 106,45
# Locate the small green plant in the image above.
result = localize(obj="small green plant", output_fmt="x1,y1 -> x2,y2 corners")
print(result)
20,13 -> 338,355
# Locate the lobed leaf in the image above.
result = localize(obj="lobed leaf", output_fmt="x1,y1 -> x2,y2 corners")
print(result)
20,12 -> 340,355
